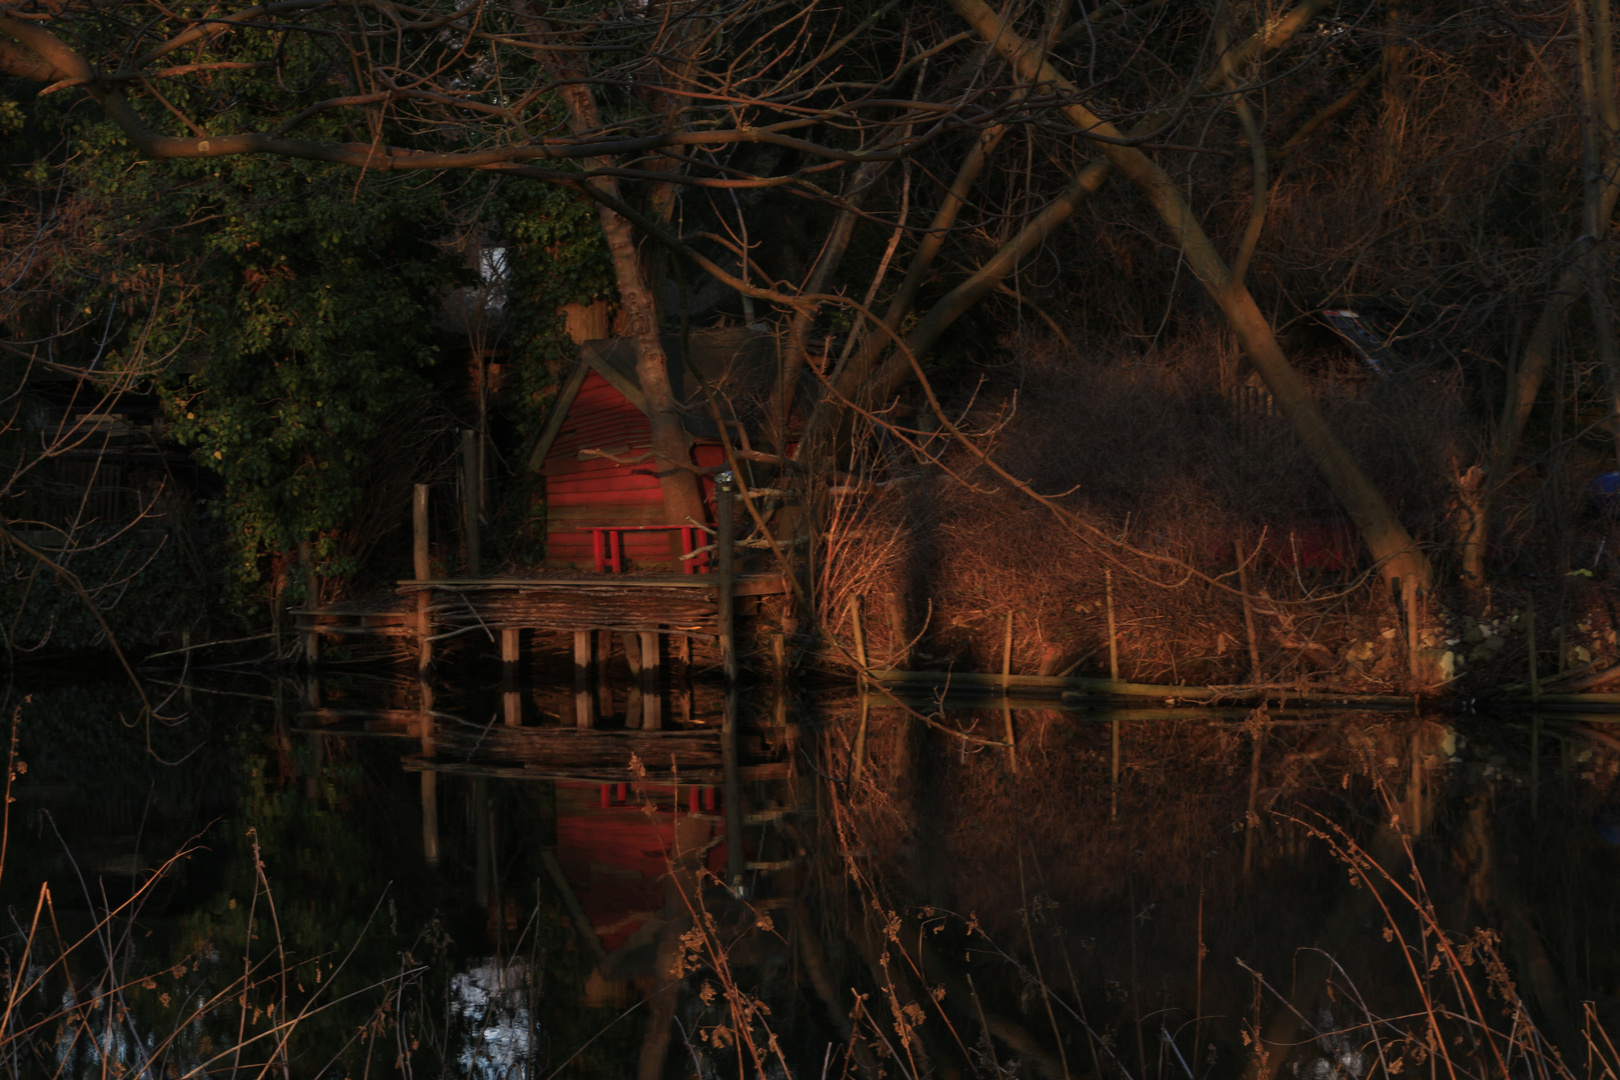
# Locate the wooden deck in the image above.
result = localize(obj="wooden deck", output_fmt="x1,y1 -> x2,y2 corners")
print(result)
291,571 -> 787,641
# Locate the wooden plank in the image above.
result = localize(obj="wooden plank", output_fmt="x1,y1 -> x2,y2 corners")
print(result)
871,668 -> 1418,706
543,457 -> 646,478
546,488 -> 665,507
547,466 -> 660,488
545,504 -> 666,522
395,573 -> 779,589
553,414 -> 648,443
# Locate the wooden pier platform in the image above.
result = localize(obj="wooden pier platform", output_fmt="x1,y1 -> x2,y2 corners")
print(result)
291,570 -> 787,649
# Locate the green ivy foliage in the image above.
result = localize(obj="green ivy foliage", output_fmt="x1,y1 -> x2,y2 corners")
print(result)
501,180 -> 616,446
148,159 -> 461,596
3,77 -> 467,606
2,16 -> 618,612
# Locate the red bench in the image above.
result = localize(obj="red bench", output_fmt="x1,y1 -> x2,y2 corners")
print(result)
587,524 -> 710,574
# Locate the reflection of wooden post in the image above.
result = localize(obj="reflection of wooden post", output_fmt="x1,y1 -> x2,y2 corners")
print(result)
596,630 -> 613,718
461,429 -> 482,577
474,777 -> 490,909
307,731 -> 324,802
1407,727 -> 1425,836
1110,717 -> 1120,822
1242,727 -> 1265,877
1001,611 -> 1017,771
414,484 -> 432,673
299,539 -> 320,664
717,472 -> 737,682
851,689 -> 870,784
722,687 -> 744,889
849,597 -> 867,682
850,598 -> 870,783
420,678 -> 440,866
574,631 -> 595,728
1531,712 -> 1541,821
640,631 -> 662,730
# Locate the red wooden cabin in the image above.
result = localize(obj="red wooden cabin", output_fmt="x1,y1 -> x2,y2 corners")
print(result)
527,329 -> 776,571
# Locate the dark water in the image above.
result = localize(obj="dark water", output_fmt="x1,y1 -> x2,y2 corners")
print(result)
6,667 -> 1620,1079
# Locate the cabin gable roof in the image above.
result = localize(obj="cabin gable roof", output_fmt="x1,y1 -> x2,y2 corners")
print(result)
527,328 -> 774,471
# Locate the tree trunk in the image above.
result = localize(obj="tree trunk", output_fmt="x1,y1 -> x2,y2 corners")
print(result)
948,0 -> 1431,592
532,16 -> 709,535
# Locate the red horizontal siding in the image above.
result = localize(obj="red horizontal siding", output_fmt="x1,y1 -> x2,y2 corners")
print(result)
547,489 -> 665,507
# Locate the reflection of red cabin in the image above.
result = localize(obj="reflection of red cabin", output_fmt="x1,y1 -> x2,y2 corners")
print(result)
553,781 -> 729,955
527,329 -> 775,571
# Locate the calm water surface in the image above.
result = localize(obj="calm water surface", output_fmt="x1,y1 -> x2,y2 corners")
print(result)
7,666 -> 1620,1079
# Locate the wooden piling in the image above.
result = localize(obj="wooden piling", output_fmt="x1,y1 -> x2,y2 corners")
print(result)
574,630 -> 595,728
640,630 -> 662,730
1001,611 -> 1014,687
1234,541 -> 1261,682
461,428 -> 482,577
501,627 -> 521,726
413,484 -> 432,672
500,627 -> 519,674
887,591 -> 910,668
849,597 -> 867,683
1105,570 -> 1120,682
1405,576 -> 1423,681
717,472 -> 737,682
1001,610 -> 1017,771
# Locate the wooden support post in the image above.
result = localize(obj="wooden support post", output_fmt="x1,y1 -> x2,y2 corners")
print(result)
1105,569 -> 1120,682
1406,576 -> 1423,682
501,627 -> 521,726
299,539 -> 320,664
849,597 -> 867,683
461,428 -> 482,577
722,686 -> 745,889
717,472 -> 738,682
500,627 -> 519,677
1001,611 -> 1014,689
641,631 -> 662,730
1234,541 -> 1261,682
887,590 -> 910,668
574,630 -> 595,728
413,484 -> 432,673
